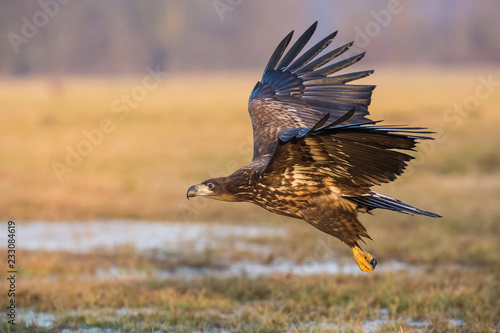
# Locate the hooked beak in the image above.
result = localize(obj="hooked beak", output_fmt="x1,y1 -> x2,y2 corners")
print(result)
186,185 -> 197,200
186,183 -> 212,200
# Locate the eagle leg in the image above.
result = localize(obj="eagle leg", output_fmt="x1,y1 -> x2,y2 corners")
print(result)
352,245 -> 377,272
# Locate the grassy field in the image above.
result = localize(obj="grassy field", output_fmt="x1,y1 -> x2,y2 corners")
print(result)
0,67 -> 499,332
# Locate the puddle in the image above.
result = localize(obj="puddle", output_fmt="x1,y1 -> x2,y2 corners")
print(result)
16,220 -> 421,280
19,307 -> 156,332
64,260 -> 415,283
18,308 -> 58,329
155,259 -> 414,279
16,220 -> 286,253
12,221 -> 467,332
17,307 -> 465,332
360,309 -> 430,332
296,309 -> 465,332
61,329 -> 121,333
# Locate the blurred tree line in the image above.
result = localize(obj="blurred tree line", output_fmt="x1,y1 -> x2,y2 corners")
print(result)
0,0 -> 499,75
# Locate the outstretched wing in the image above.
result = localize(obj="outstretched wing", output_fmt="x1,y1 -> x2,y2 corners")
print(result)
259,113 -> 439,217
248,21 -> 375,160
258,112 -> 441,217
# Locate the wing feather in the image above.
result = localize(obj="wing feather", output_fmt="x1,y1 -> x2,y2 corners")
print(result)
300,53 -> 366,79
293,42 -> 354,75
305,71 -> 374,85
263,30 -> 294,74
261,115 -> 433,190
288,30 -> 338,71
276,22 -> 318,70
248,22 -> 375,160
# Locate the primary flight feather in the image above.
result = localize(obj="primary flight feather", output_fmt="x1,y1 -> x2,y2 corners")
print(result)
187,22 -> 440,272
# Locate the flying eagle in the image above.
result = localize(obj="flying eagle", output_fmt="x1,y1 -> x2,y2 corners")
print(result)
187,22 -> 440,272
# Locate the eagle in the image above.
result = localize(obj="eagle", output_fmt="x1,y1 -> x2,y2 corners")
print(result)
187,22 -> 440,272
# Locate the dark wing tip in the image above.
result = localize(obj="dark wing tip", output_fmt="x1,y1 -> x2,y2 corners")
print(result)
264,30 -> 294,74
276,22 -> 318,71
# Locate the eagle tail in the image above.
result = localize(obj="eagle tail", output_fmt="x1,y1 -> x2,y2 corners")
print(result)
344,192 -> 441,218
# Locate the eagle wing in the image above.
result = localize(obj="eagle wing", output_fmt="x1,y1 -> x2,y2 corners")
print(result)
248,21 -> 375,160
259,113 -> 440,217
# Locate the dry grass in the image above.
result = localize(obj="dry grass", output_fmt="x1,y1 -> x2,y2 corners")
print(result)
0,73 -> 254,221
1,67 -> 499,222
1,67 -> 500,331
0,244 -> 498,332
1,250 -> 498,332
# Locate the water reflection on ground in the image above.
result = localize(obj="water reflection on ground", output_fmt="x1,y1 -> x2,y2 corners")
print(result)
16,220 -> 453,332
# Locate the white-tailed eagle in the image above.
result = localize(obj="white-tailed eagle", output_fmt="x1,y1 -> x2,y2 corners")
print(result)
187,22 -> 440,272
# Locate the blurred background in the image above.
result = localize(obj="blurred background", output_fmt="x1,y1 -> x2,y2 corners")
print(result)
1,0 -> 500,76
0,0 -> 499,221
0,1 -> 499,331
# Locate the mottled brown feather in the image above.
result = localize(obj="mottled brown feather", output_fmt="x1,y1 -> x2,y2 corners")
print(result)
190,22 -> 440,264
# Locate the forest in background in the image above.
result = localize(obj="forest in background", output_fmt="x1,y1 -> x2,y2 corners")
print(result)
1,0 -> 500,76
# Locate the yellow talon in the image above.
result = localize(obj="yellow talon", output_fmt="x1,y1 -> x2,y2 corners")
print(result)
352,246 -> 377,272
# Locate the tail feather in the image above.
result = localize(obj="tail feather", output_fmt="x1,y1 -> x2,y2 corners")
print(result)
344,192 -> 441,218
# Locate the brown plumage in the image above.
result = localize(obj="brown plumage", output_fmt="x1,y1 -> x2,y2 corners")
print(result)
187,22 -> 440,272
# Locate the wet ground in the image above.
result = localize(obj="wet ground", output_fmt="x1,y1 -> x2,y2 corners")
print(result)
18,220 -> 412,278
11,220 -> 468,332
19,307 -> 465,333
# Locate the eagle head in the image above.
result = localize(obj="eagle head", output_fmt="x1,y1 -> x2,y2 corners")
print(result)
187,177 -> 242,202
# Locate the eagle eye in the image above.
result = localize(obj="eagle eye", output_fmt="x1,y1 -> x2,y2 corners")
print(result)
207,183 -> 215,190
